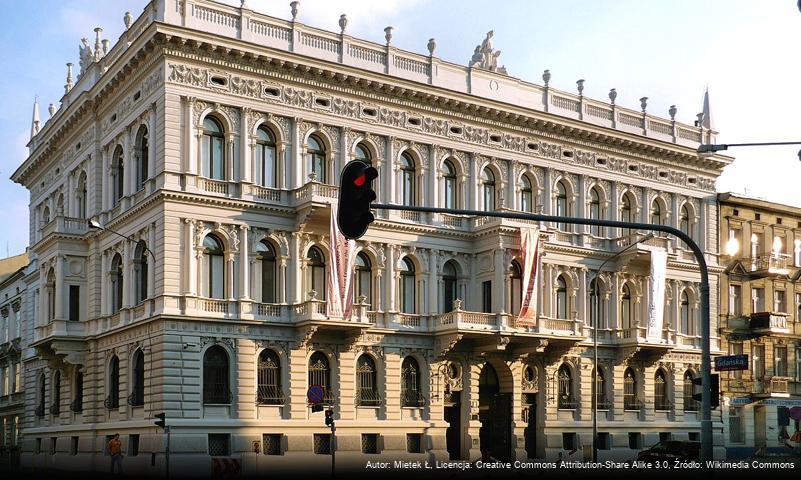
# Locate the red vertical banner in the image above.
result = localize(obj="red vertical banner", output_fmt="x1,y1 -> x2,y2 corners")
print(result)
517,227 -> 541,326
328,204 -> 356,318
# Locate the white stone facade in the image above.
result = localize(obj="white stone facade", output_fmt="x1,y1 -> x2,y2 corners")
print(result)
12,0 -> 732,477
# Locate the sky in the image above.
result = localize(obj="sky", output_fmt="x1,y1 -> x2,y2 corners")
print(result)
1,0 -> 800,257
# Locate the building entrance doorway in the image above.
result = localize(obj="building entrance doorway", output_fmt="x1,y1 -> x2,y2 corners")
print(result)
754,405 -> 767,452
444,391 -> 462,460
479,363 -> 512,461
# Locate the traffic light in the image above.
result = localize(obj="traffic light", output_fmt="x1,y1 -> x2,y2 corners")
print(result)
324,409 -> 334,427
154,412 -> 166,429
692,374 -> 720,409
338,160 -> 378,239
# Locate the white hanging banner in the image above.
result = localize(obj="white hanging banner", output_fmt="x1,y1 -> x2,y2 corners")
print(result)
647,248 -> 668,341
518,227 -> 541,327
327,204 -> 356,318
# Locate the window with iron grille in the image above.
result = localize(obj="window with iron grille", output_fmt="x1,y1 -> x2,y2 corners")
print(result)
208,434 -> 230,457
361,434 -> 379,454
313,434 -> 331,455
597,433 -> 610,450
659,432 -> 671,442
262,434 -> 282,455
623,368 -> 639,410
562,433 -> 577,450
557,364 -> 575,409
401,357 -> 424,407
688,432 -> 699,441
70,436 -> 78,456
129,434 -> 139,456
35,438 -> 41,454
356,355 -> 380,406
50,437 -> 57,455
654,369 -> 670,410
683,371 -> 698,412
308,352 -> 334,404
406,434 -> 423,453
728,407 -> 744,443
628,432 -> 642,449
257,350 -> 284,405
203,346 -> 231,404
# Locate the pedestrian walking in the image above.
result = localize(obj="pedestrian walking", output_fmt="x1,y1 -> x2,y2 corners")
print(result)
108,433 -> 123,474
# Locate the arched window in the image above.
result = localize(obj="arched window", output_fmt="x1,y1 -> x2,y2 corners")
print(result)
680,204 -> 692,238
56,194 -> 64,216
621,283 -> 633,330
621,192 -> 634,235
256,127 -> 277,188
589,278 -> 605,329
113,146 -> 124,204
555,180 -> 570,230
680,290 -> 691,335
520,175 -> 534,213
399,257 -> 415,314
589,187 -> 601,236
623,367 -> 638,410
106,356 -> 120,409
306,247 -> 326,300
51,370 -> 61,415
308,351 -> 333,403
36,372 -> 46,417
354,143 -> 371,164
42,206 -> 51,226
77,172 -> 87,219
650,199 -> 664,225
110,254 -> 123,313
135,125 -> 149,191
401,357 -> 424,407
595,368 -> 609,409
46,268 -> 56,321
443,160 -> 457,209
306,135 -> 326,183
510,261 -> 523,315
202,235 -> 225,299
400,153 -> 416,206
556,275 -> 568,319
356,355 -> 380,406
354,252 -> 372,306
134,241 -> 148,304
683,371 -> 698,412
481,168 -> 495,212
257,349 -> 284,405
654,369 -> 669,410
72,369 -> 83,413
557,364 -> 575,409
203,346 -> 230,404
256,241 -> 276,303
442,260 -> 458,313
129,349 -> 145,407
202,117 -> 225,180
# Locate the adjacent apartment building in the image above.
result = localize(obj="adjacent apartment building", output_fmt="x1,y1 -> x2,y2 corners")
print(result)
0,252 -> 27,468
718,193 -> 801,457
12,0 -> 731,476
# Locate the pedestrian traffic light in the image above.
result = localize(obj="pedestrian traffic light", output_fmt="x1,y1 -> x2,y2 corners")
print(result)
324,409 -> 334,427
338,160 -> 378,240
155,412 -> 166,429
692,374 -> 720,409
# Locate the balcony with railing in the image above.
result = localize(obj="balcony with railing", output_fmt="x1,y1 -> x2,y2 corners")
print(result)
41,215 -> 90,238
738,252 -> 794,278
614,326 -> 677,350
723,377 -> 794,398
748,311 -> 790,334
291,181 -> 338,207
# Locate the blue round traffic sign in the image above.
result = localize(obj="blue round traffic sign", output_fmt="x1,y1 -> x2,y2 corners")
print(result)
307,385 -> 325,404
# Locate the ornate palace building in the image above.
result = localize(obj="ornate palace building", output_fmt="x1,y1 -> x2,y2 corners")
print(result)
718,193 -> 801,457
12,0 -> 731,476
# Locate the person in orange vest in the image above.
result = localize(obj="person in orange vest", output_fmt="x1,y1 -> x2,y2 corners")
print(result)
108,433 -> 123,474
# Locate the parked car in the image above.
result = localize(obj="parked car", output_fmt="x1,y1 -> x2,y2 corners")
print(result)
637,440 -> 700,461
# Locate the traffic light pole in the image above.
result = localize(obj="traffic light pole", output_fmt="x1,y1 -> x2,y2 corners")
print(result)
371,203 -> 715,462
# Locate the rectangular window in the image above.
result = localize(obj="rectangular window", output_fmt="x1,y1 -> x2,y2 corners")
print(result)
51,437 -> 57,455
14,363 -> 21,393
361,434 -> 379,454
775,346 -> 788,377
774,290 -> 786,313
796,348 -> 801,382
35,438 -> 41,455
129,434 -> 139,456
597,433 -> 611,450
406,434 -> 423,453
753,344 -> 765,380
481,281 -> 492,313
729,407 -> 744,443
562,433 -> 577,451
729,284 -> 742,316
313,434 -> 331,455
689,432 -> 700,441
752,287 -> 765,312
628,432 -> 642,450
208,434 -> 230,457
659,432 -> 672,443
68,285 -> 80,321
262,434 -> 282,456
70,437 -> 79,456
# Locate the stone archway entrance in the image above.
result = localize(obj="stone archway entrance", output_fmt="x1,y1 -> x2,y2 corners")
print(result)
478,363 -> 512,462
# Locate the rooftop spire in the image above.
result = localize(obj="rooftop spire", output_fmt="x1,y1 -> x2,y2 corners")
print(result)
30,96 -> 40,140
702,87 -> 713,130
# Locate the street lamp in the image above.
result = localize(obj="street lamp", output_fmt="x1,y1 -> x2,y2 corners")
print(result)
591,232 -> 654,462
697,141 -> 801,155
88,219 -> 156,263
